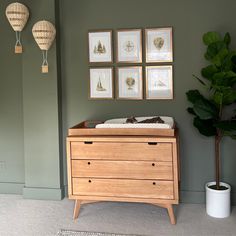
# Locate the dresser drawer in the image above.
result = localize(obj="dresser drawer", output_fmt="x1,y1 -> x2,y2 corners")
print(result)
71,160 -> 173,180
70,141 -> 172,161
72,178 -> 174,199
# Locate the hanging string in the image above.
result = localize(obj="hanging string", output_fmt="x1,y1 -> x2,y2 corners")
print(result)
42,50 -> 48,67
15,31 -> 22,47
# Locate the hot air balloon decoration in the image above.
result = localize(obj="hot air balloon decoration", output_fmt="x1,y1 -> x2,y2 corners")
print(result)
5,2 -> 29,54
32,20 -> 56,73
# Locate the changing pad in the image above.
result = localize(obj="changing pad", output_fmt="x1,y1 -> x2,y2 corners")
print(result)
96,116 -> 174,129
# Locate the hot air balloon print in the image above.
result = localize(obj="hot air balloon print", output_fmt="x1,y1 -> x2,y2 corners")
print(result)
32,20 -> 56,73
5,2 -> 29,53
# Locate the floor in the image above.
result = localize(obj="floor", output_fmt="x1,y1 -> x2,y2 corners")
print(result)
0,194 -> 235,236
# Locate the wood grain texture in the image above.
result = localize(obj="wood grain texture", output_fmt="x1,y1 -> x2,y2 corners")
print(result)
72,178 -> 174,199
70,141 -> 172,161
66,123 -> 180,224
68,194 -> 179,204
73,200 -> 81,220
72,160 -> 173,180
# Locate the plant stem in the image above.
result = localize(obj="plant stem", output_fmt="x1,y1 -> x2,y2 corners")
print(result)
215,134 -> 221,190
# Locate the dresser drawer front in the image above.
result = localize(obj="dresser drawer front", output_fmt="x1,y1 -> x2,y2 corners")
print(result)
71,160 -> 173,180
72,178 -> 174,199
70,142 -> 172,161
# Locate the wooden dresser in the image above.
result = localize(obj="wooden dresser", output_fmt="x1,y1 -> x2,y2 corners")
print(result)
67,121 -> 180,224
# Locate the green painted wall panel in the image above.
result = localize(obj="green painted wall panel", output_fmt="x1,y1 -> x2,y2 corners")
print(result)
59,0 -> 236,197
0,0 -> 24,185
21,0 -> 61,190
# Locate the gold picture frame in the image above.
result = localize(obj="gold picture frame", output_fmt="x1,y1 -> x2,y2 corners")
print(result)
145,27 -> 173,63
116,29 -> 142,63
88,30 -> 113,64
116,66 -> 143,100
89,67 -> 114,100
146,65 -> 173,100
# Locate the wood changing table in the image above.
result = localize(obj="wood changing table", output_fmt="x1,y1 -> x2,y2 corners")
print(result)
66,121 -> 180,224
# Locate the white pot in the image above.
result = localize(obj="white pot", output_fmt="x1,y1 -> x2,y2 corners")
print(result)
205,181 -> 231,218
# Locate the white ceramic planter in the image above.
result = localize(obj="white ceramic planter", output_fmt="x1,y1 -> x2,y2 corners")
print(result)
205,181 -> 231,218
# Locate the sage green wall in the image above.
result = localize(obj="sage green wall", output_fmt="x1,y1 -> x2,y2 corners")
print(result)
60,0 -> 236,203
0,0 -> 63,199
0,0 -> 24,193
21,0 -> 62,200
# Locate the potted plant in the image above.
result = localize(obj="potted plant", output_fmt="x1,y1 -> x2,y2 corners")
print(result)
186,31 -> 236,218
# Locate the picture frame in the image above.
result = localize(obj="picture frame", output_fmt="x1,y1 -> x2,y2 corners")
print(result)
116,29 -> 142,63
146,65 -> 173,99
117,66 -> 143,100
145,27 -> 173,63
89,67 -> 114,99
88,30 -> 113,63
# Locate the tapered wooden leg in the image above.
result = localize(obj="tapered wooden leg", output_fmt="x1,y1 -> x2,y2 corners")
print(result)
166,204 -> 176,225
154,203 -> 176,225
73,200 -> 81,220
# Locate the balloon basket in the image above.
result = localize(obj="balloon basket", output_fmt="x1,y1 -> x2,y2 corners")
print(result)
42,65 -> 49,73
15,45 -> 22,54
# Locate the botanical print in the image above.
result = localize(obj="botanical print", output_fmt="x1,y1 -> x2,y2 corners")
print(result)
117,30 -> 142,62
90,68 -> 113,99
88,31 -> 112,63
146,28 -> 173,62
93,40 -> 106,54
117,67 -> 142,99
146,66 -> 173,99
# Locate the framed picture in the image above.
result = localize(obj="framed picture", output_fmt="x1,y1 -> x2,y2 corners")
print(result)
117,66 -> 143,100
88,30 -> 113,63
89,67 -> 114,99
145,27 -> 173,63
116,29 -> 142,63
146,65 -> 173,99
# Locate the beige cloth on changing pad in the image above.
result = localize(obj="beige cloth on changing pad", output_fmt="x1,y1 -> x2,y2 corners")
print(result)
95,116 -> 174,129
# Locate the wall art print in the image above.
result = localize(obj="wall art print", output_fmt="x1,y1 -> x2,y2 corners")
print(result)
116,29 -> 142,63
145,27 -> 173,63
88,30 -> 113,63
89,67 -> 114,99
117,66 -> 143,100
146,65 -> 173,99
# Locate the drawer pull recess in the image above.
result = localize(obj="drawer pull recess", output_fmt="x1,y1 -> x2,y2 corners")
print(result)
152,163 -> 155,166
84,141 -> 93,144
148,142 -> 158,145
153,182 -> 156,185
88,162 -> 91,165
88,180 -> 92,183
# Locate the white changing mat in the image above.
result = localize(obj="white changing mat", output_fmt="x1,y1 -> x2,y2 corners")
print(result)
96,116 -> 174,129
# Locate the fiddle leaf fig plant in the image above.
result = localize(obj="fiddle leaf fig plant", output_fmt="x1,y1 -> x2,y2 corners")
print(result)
186,31 -> 236,190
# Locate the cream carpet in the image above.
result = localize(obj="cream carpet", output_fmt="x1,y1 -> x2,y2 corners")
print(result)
0,194 -> 236,236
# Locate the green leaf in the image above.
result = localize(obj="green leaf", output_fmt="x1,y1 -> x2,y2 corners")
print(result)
186,90 -> 203,104
193,117 -> 217,136
201,65 -> 218,79
187,107 -> 196,115
211,71 -> 236,87
222,88 -> 236,104
224,32 -> 231,46
192,74 -> 206,86
212,48 -> 229,67
214,120 -> 236,131
193,99 -> 218,119
205,41 -> 227,63
203,32 -> 221,46
213,91 -> 223,106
